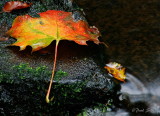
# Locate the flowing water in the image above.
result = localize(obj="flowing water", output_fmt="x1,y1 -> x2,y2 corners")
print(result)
76,0 -> 160,115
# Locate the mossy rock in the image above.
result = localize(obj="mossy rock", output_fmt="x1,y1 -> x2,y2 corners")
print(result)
0,0 -> 119,115
0,63 -> 119,115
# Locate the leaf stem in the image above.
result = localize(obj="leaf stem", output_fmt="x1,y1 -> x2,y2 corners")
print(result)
46,40 -> 59,103
99,42 -> 109,48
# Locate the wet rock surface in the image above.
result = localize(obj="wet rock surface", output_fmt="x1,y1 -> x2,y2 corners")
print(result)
0,0 -> 119,115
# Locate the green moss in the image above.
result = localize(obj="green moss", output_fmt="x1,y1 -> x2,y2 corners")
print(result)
54,70 -> 68,81
0,63 -> 68,83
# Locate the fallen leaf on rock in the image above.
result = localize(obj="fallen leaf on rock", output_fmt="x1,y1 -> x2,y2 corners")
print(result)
104,62 -> 126,82
1,1 -> 32,13
7,10 -> 100,103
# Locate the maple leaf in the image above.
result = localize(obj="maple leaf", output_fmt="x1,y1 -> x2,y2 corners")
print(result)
104,62 -> 126,82
7,10 -> 100,103
1,1 -> 32,13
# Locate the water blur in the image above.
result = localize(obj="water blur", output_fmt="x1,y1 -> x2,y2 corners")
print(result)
76,0 -> 160,115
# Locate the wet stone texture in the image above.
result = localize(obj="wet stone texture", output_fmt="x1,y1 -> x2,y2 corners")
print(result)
0,0 -> 119,115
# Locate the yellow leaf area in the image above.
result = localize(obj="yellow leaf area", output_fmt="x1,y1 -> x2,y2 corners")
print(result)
104,62 -> 126,82
7,10 -> 100,52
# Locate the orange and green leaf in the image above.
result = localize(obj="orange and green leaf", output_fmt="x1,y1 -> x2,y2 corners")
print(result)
7,10 -> 100,52
7,10 -> 100,103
